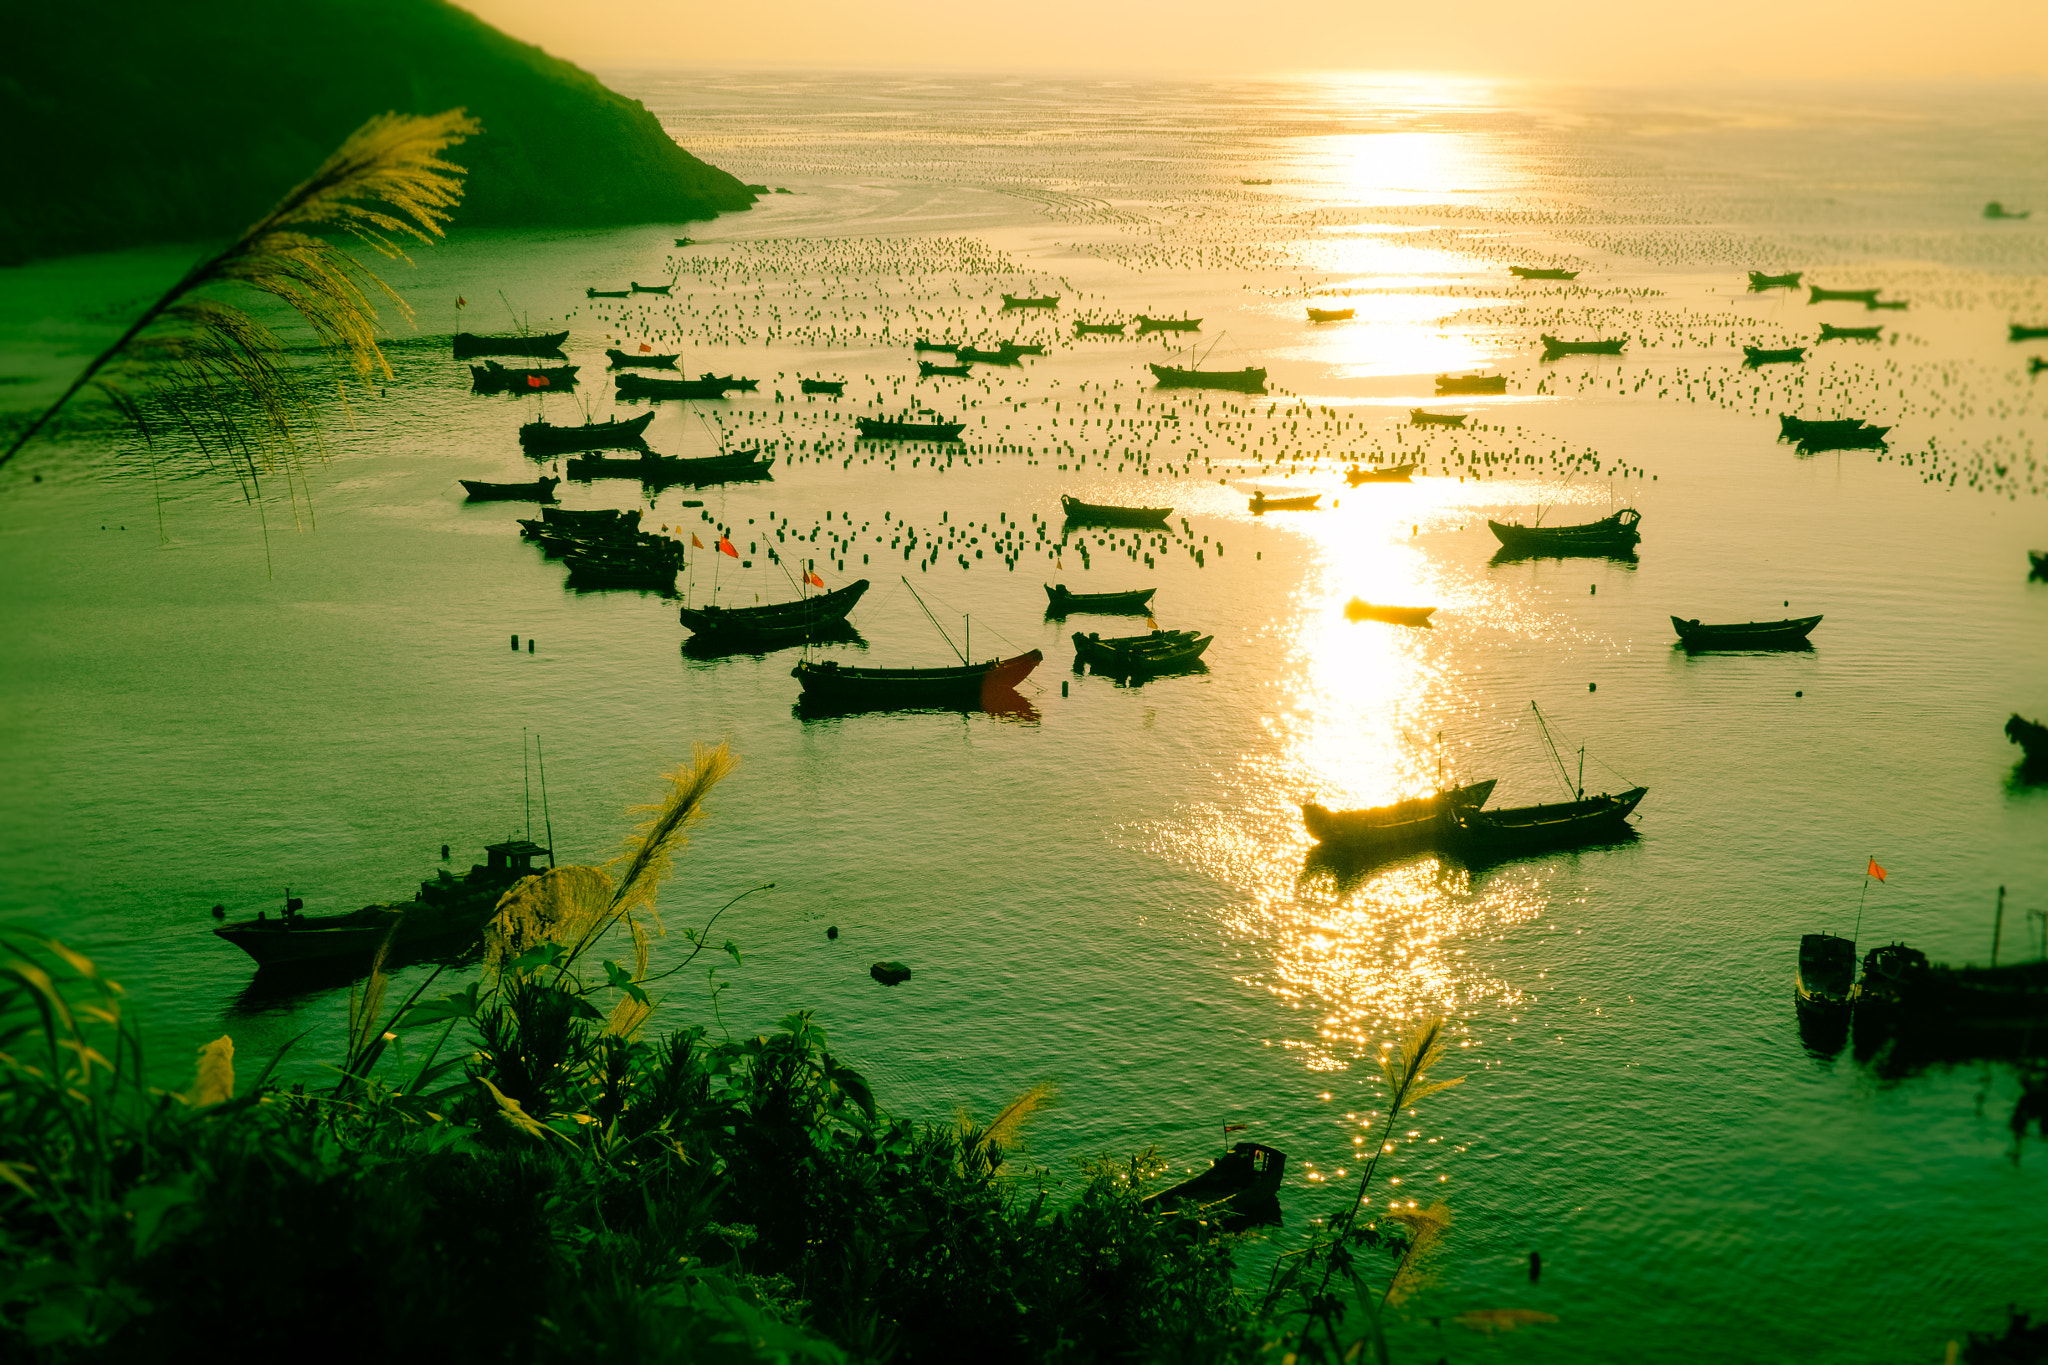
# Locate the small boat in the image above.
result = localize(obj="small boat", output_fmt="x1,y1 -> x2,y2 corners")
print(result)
1135,316 -> 1202,334
541,505 -> 640,531
2009,714 -> 2048,767
1796,933 -> 1858,1014
1150,363 -> 1267,393
1449,787 -> 1647,856
1002,294 -> 1059,309
1778,416 -> 1889,451
1250,491 -> 1321,512
919,361 -> 972,377
587,288 -> 631,299
452,331 -> 568,359
1000,342 -> 1048,357
1307,306 -> 1355,322
1984,202 -> 2032,220
1344,599 -> 1435,626
1748,271 -> 1803,291
1809,287 -> 1880,305
1072,629 -> 1213,676
679,579 -> 870,648
674,237 -> 695,246
1867,299 -> 1909,311
606,348 -> 680,369
1043,584 -> 1157,616
1061,495 -> 1172,527
615,374 -> 730,400
2010,324 -> 2048,341
1743,345 -> 1806,366
460,475 -> 560,502
791,650 -> 1043,709
1510,266 -> 1579,280
564,549 -> 679,592
697,373 -> 758,393
2029,550 -> 2048,579
1817,324 -> 1882,341
1345,462 -> 1418,484
1541,334 -> 1626,357
518,411 -> 656,453
1778,415 -> 1872,443
1410,410 -> 1466,427
1672,614 -> 1822,649
471,361 -> 578,393
1302,778 -> 1496,849
800,379 -> 845,395
856,416 -> 966,441
955,346 -> 1024,366
1075,321 -> 1127,336
2032,358 -> 2048,376
630,281 -> 672,295
913,339 -> 958,353
566,447 -> 773,485
1854,940 -> 2048,1042
1436,373 -> 1507,395
1488,508 -> 1641,555
1141,1143 -> 1286,1228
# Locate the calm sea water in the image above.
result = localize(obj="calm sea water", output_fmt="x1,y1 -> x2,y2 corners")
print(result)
3,71 -> 2046,1361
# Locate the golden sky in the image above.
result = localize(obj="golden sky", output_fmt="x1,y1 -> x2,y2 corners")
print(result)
461,0 -> 2044,82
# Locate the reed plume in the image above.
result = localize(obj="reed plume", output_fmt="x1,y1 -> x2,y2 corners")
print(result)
956,1080 -> 1058,1170
0,109 -> 479,484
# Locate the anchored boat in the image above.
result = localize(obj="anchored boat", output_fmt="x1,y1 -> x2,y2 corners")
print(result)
1061,495 -> 1172,527
1044,584 -> 1157,616
1002,294 -> 1059,309
1672,614 -> 1822,649
453,330 -> 568,359
1135,316 -> 1202,334
606,348 -> 680,369
679,580 -> 870,649
518,411 -> 656,453
856,415 -> 966,441
1818,323 -> 1882,341
792,650 -> 1042,709
1346,462 -> 1418,484
1436,373 -> 1507,395
566,447 -> 772,485
1510,266 -> 1578,280
1150,363 -> 1266,393
1071,629 -> 1213,676
1306,306 -> 1355,322
1344,599 -> 1435,627
460,476 -> 559,502
1410,410 -> 1466,427
1302,778 -> 1496,850
1743,345 -> 1806,366
1748,271 -> 1803,291
1250,491 -> 1320,512
1488,508 -> 1641,556
800,379 -> 845,395
1541,334 -> 1626,357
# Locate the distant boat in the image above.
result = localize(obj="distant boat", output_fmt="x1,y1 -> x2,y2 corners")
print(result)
452,331 -> 568,359
956,345 -> 1024,366
1671,614 -> 1822,649
606,348 -> 679,369
471,361 -> 577,393
1002,294 -> 1059,309
2033,358 -> 2048,376
564,549 -> 678,593
1346,462 -> 1418,484
566,447 -> 773,486
674,237 -> 695,246
1250,491 -> 1320,512
1488,508 -> 1641,556
800,379 -> 845,395
1748,271 -> 1803,291
1044,584 -> 1156,615
1809,287 -> 1880,305
856,415 -> 965,441
1778,416 -> 1888,451
2030,550 -> 2048,579
1240,178 -> 1273,185
1743,345 -> 1806,366
1061,494 -> 1172,527
1135,316 -> 1202,334
518,411 -> 656,453
1450,787 -> 1646,856
679,579 -> 870,649
1150,363 -> 1267,393
913,339 -> 958,352
1410,410 -> 1465,427
1071,628 -> 1213,676
2009,714 -> 2048,767
2010,324 -> 2048,341
792,650 -> 1043,709
1817,324 -> 1882,341
1796,933 -> 1858,1014
1510,266 -> 1578,280
1141,1142 -> 1286,1229
1001,342 -> 1049,357
587,288 -> 630,299
919,361 -> 972,378
1302,779 -> 1496,849
1307,306 -> 1355,322
1344,599 -> 1435,626
1541,334 -> 1626,357
1436,373 -> 1507,395
1075,321 -> 1127,336
1867,299 -> 1909,311
629,281 -> 672,295
1984,202 -> 2032,220
697,373 -> 758,393
615,374 -> 729,399
460,475 -> 560,502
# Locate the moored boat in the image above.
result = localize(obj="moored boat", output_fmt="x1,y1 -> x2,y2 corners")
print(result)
1671,614 -> 1822,649
1307,306 -> 1355,322
460,475 -> 560,502
1743,345 -> 1806,366
616,374 -> 731,400
1135,316 -> 1202,334
587,288 -> 630,298
1488,508 -> 1641,556
1796,933 -> 1858,1014
1302,779 -> 1497,849
1149,363 -> 1267,393
1061,494 -> 1172,527
1540,334 -> 1626,357
1410,410 -> 1466,427
1044,584 -> 1157,615
678,579 -> 870,648
697,373 -> 758,393
566,447 -> 773,485
1141,1143 -> 1286,1228
1436,373 -> 1507,394
1510,266 -> 1578,280
791,650 -> 1043,709
1748,271 -> 1803,291
1250,491 -> 1320,512
606,348 -> 680,369
856,415 -> 966,441
919,361 -> 972,377
913,339 -> 958,353
471,361 -> 578,393
1075,321 -> 1127,336
1818,323 -> 1882,341
518,410 -> 656,453
1449,787 -> 1647,856
801,379 -> 845,395
1344,599 -> 1435,626
1809,287 -> 1879,305
2010,324 -> 2048,341
453,330 -> 568,359
1071,629 -> 1213,676
1345,462 -> 1418,484
564,549 -> 679,592
956,345 -> 1023,366
630,281 -> 672,295
1002,294 -> 1059,309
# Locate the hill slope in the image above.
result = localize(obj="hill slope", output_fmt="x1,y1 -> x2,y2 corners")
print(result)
0,0 -> 751,265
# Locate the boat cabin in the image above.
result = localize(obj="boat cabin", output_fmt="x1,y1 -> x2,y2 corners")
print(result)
483,839 -> 552,877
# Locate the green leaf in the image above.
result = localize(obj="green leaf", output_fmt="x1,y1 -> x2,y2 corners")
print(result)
124,1177 -> 197,1254
506,943 -> 566,972
402,981 -> 481,1028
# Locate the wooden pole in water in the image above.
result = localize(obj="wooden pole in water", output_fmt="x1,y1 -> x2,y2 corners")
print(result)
1992,885 -> 2005,968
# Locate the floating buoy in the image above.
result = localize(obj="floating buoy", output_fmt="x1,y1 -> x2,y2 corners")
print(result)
826,925 -> 838,940
510,634 -> 519,650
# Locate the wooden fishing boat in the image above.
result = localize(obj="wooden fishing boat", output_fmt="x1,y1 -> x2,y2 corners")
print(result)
1809,287 -> 1880,305
460,475 -> 559,502
791,650 -> 1043,708
1541,334 -> 1626,357
213,840 -> 551,970
696,373 -> 758,393
541,505 -> 640,531
955,346 -> 1023,366
1345,462 -> 1418,484
606,348 -> 679,369
678,579 -> 870,648
1743,345 -> 1806,366
1818,323 -> 1882,341
1141,1143 -> 1286,1228
1150,363 -> 1267,393
1796,933 -> 1858,1014
587,287 -> 631,298
1671,614 -> 1822,649
1797,422 -> 1889,452
1510,266 -> 1579,280
2009,714 -> 2048,767
1436,373 -> 1507,394
519,411 -> 656,453
2032,358 -> 2048,376
856,416 -> 966,441
1000,342 -> 1048,357
615,374 -> 729,400
674,237 -> 695,246
1410,410 -> 1466,427
1061,495 -> 1172,527
1867,299 -> 1909,311
1748,271 -> 1803,291
913,339 -> 958,353
1043,584 -> 1157,616
800,379 -> 845,395
1250,491 -> 1320,512
1449,786 -> 1647,855
1002,294 -> 1059,309
1344,599 -> 1435,626
1075,321 -> 1127,336
1778,415 -> 1875,444
919,361 -> 972,377
1071,629 -> 1213,675
1303,778 -> 1497,848
2029,550 -> 2048,579
1488,508 -> 1641,555
1307,306 -> 1355,322
566,448 -> 773,485
1984,202 -> 2032,220
630,281 -> 672,295
471,361 -> 577,393
2010,324 -> 2048,341
1135,316 -> 1202,334
453,331 -> 568,359
564,549 -> 679,592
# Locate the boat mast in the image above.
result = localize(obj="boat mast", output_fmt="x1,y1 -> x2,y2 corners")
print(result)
523,727 -> 533,840
536,734 -> 556,868
902,576 -> 967,663
1530,702 -> 1576,801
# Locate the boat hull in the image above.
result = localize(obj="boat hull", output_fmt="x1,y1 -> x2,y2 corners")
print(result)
1449,787 -> 1647,856
1540,334 -> 1626,356
518,411 -> 656,453
1071,630 -> 1211,676
679,580 -> 870,647
1134,317 -> 1201,333
1488,509 -> 1642,556
1044,585 -> 1157,615
1672,614 -> 1821,649
606,349 -> 679,369
1302,779 -> 1497,849
1149,363 -> 1266,393
856,418 -> 965,441
1510,267 -> 1578,280
566,451 -> 773,485
460,478 -> 559,502
1345,463 -> 1417,484
453,330 -> 568,359
792,650 -> 1042,709
1061,495 -> 1172,527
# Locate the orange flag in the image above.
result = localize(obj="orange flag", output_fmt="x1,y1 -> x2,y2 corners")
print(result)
691,534 -> 704,549
639,342 -> 653,352
526,375 -> 548,388
456,296 -> 467,308
805,570 -> 824,588
719,537 -> 739,559
1867,858 -> 1887,882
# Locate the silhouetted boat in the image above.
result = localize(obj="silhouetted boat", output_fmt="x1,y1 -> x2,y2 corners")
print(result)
1436,373 -> 1507,394
791,650 -> 1043,708
1135,316 -> 1202,334
564,550 -> 678,592
1307,306 -> 1355,322
1345,599 -> 1435,626
630,281 -> 672,295
1796,933 -> 1858,1015
674,237 -> 694,246
1510,266 -> 1578,280
1061,495 -> 1172,527
1250,491 -> 1320,512
1778,415 -> 1874,444
2010,324 -> 2048,341
2032,358 -> 2048,376
1000,342 -> 1048,357
1867,299 -> 1909,311
1075,321 -> 1127,336
801,379 -> 845,394
1450,787 -> 1647,855
541,505 -> 640,531
1410,410 -> 1465,427
954,346 -> 1023,366
1794,420 -> 1889,452
1302,779 -> 1496,849
1748,271 -> 1803,291
1071,629 -> 1213,675
1984,202 -> 2032,220
2030,550 -> 2048,579
1855,941 -> 2048,1041
566,448 -> 773,485
607,348 -> 679,369
1044,584 -> 1156,615
1672,614 -> 1822,649
1002,294 -> 1058,309
460,475 -> 559,502
1818,324 -> 1882,341
471,361 -> 577,393
1488,508 -> 1641,555
453,331 -> 568,359
913,339 -> 957,353
1541,334 -> 1626,357
857,416 -> 966,441
1150,363 -> 1267,393
519,411 -> 657,453
1142,1142 -> 1286,1229
679,579 -> 870,648
1809,287 -> 1879,305
616,374 -> 730,400
587,288 -> 630,298
1346,462 -> 1418,484
698,373 -> 758,393
1743,345 -> 1806,366
2009,714 -> 2048,767
919,361 -> 972,377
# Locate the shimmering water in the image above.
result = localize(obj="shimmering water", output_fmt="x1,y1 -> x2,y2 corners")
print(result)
3,72 -> 2047,1361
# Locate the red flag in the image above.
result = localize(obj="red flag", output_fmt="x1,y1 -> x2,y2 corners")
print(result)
527,375 -> 548,388
805,570 -> 824,588
1222,1123 -> 1247,1135
718,537 -> 739,559
456,296 -> 467,308
691,534 -> 704,549
639,342 -> 653,353
1867,858 -> 1887,882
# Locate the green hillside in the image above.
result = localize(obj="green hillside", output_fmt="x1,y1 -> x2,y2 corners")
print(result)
0,0 -> 752,265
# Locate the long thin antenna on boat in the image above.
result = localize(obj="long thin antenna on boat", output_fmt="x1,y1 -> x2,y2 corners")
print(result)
523,727 -> 533,840
902,575 -> 966,663
1531,702 -> 1576,801
1194,331 -> 1228,369
536,734 -> 556,868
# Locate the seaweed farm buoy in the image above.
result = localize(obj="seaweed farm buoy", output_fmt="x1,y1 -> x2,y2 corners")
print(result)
511,634 -> 519,650
1588,682 -> 1597,691
528,639 -> 535,653
826,925 -> 839,940
870,960 -> 912,986
1062,680 -> 1069,696
441,844 -> 450,860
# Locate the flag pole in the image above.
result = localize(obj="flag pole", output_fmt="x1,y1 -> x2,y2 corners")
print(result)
1853,858 -> 1871,942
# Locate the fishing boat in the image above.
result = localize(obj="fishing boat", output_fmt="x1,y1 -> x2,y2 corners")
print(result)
566,447 -> 773,485
1141,1143 -> 1286,1228
1344,599 -> 1435,626
1488,508 -> 1641,555
913,339 -> 958,353
1809,287 -> 1880,305
1796,933 -> 1858,1014
1345,462 -> 1418,484
1983,202 -> 2032,220
1541,334 -> 1626,357
1778,415 -> 1875,444
2010,324 -> 2048,341
919,361 -> 972,378
587,288 -> 630,298
1002,294 -> 1059,309
1854,940 -> 2048,1043
1307,306 -> 1355,322
1060,495 -> 1172,527
1302,779 -> 1497,849
1743,345 -> 1806,366
1817,324 -> 1882,341
1076,321 -> 1127,336
1135,316 -> 1202,334
1867,299 -> 1909,311
697,373 -> 758,393
630,281 -> 672,295
212,839 -> 552,970
606,348 -> 680,369
519,411 -> 656,453
1451,787 -> 1646,856
954,346 -> 1023,366
1510,266 -> 1579,280
856,415 -> 966,441
452,331 -> 568,359
1044,584 -> 1156,615
791,650 -> 1043,709
1410,410 -> 1466,427
1748,271 -> 1803,291
1000,342 -> 1048,357
1250,491 -> 1320,513
2032,358 -> 2048,376
564,549 -> 679,592
471,361 -> 578,393
1149,363 -> 1267,393
2030,550 -> 2048,579
541,505 -> 640,531
1671,614 -> 1822,649
460,475 -> 559,502
1796,421 -> 1890,452
523,522 -> 675,561
2009,714 -> 2048,767
674,237 -> 694,246
800,379 -> 845,395
679,579 -> 869,648
1436,373 -> 1507,395
1071,629 -> 1213,676
615,374 -> 730,400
